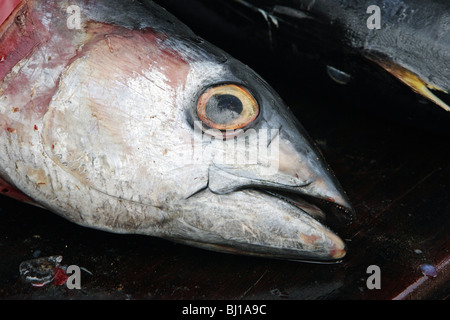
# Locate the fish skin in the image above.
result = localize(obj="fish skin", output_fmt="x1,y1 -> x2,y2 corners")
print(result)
0,0 -> 352,261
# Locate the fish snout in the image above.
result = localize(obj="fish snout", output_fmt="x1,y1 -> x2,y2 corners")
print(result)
206,129 -> 354,225
173,124 -> 353,261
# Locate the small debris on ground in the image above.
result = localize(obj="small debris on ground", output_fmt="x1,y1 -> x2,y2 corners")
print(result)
420,264 -> 437,278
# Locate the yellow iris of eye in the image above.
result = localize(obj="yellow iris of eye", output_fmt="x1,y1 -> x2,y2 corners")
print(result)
197,84 -> 259,130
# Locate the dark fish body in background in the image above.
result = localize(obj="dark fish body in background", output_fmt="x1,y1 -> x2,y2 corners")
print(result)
157,0 -> 450,134
270,0 -> 450,111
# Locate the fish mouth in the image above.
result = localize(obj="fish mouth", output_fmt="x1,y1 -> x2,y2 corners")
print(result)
257,188 -> 349,224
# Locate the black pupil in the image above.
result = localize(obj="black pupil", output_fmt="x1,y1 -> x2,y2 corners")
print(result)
205,94 -> 243,124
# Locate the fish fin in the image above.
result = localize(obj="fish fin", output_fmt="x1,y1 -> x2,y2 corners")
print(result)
370,58 -> 450,112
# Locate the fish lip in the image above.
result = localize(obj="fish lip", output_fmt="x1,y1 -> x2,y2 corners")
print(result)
257,188 -> 327,221
256,187 -> 354,226
207,164 -> 355,224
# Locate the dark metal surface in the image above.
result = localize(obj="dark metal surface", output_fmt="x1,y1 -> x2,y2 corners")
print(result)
0,0 -> 449,300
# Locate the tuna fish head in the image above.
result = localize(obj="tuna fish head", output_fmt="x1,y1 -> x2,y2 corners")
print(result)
1,0 -> 353,262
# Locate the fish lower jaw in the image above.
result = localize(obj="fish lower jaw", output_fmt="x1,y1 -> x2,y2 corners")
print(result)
168,238 -> 346,263
191,186 -> 349,259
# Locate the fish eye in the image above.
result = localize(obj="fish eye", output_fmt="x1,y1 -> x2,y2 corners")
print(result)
197,84 -> 259,131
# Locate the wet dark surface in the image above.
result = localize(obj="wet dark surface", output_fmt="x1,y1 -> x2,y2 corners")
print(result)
1,0 -> 449,300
